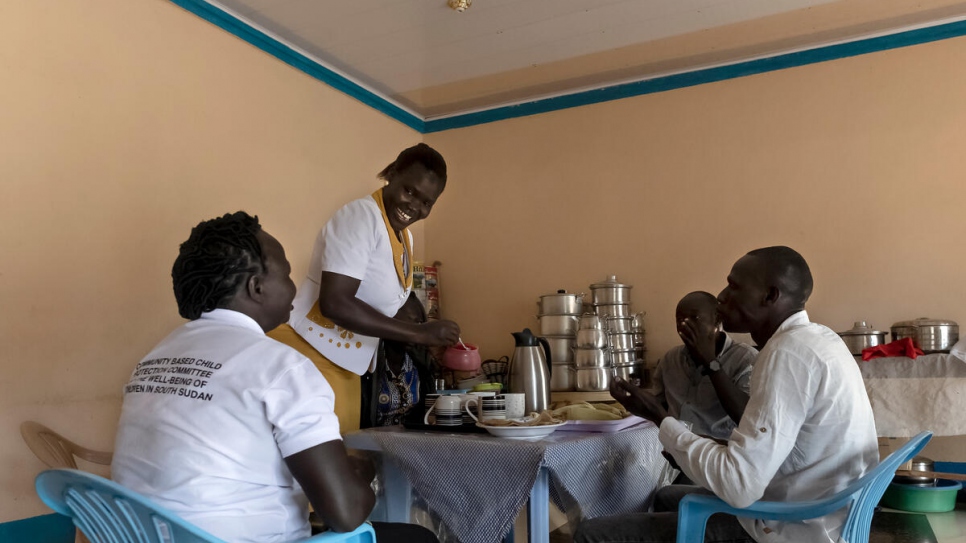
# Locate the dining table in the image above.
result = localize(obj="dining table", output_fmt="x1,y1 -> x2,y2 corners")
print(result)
344,421 -> 667,543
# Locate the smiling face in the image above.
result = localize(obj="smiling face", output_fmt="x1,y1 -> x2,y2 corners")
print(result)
716,255 -> 768,335
382,163 -> 445,233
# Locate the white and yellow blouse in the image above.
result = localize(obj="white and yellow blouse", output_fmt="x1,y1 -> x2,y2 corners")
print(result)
289,188 -> 413,375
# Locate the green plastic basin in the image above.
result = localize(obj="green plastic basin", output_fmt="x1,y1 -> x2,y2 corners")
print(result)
880,479 -> 962,513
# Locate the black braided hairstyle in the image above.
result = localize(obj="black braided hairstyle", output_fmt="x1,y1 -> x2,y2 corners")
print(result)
171,211 -> 265,320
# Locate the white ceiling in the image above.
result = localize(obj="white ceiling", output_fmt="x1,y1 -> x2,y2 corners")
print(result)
203,0 -> 966,119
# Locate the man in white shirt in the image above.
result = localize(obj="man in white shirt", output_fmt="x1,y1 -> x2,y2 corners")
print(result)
574,246 -> 878,543
112,212 -> 437,543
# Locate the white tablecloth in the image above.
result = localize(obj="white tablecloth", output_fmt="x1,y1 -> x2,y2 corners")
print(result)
859,353 -> 966,437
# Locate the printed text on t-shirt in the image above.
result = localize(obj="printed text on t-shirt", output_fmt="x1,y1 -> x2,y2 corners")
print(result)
125,357 -> 222,401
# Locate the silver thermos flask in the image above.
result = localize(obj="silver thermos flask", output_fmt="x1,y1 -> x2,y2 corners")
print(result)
507,328 -> 552,414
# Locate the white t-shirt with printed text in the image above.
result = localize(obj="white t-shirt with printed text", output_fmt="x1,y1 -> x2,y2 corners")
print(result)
112,309 -> 342,543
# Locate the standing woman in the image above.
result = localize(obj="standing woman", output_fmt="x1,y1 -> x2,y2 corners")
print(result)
270,143 -> 461,432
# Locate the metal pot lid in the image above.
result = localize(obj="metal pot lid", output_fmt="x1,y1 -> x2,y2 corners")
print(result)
891,317 -> 959,328
839,321 -> 886,336
539,289 -> 584,299
589,275 -> 633,289
910,456 -> 934,471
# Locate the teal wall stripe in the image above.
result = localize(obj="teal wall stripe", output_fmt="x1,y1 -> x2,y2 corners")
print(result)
0,513 -> 74,543
168,1 -> 966,134
168,0 -> 425,132
423,18 -> 966,133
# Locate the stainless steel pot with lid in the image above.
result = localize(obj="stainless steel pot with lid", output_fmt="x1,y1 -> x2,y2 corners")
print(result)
590,275 -> 633,305
537,289 -> 584,315
838,321 -> 888,356
891,318 -> 959,353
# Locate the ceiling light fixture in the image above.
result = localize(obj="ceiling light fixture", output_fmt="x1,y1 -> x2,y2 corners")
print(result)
447,0 -> 471,12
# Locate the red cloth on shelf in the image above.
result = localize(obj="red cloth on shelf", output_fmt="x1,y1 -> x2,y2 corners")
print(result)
861,337 -> 924,361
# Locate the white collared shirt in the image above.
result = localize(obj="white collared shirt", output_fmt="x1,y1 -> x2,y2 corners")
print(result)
660,311 -> 879,542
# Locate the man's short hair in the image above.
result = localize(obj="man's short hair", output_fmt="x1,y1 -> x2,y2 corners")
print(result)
746,246 -> 813,307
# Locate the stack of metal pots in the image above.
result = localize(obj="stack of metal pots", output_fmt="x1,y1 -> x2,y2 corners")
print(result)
573,313 -> 611,391
589,275 -> 646,386
535,290 -> 582,391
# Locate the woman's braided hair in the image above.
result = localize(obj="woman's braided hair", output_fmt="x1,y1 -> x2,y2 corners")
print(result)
171,211 -> 265,320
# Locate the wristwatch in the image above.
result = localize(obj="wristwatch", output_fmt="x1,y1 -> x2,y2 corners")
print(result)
708,358 -> 721,372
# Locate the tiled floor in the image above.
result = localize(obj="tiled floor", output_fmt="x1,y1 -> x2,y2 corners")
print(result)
874,504 -> 966,543
533,504 -> 966,543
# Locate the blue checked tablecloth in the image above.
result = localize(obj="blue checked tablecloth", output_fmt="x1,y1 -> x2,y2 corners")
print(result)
367,424 -> 665,543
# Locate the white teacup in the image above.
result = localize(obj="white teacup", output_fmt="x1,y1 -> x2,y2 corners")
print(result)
424,395 -> 462,426
465,395 -> 507,422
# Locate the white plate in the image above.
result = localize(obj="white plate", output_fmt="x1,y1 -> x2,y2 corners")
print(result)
476,421 -> 566,440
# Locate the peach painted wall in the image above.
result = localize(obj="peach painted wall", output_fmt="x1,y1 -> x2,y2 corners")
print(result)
0,0 -> 419,521
5,0 -> 966,524
422,35 -> 966,466
424,33 -> 966,364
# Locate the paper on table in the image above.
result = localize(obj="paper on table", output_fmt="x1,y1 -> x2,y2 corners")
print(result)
557,415 -> 650,433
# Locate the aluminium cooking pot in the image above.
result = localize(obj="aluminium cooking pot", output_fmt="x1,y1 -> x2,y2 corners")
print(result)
594,303 -> 631,318
537,314 -> 579,336
891,318 -> 959,353
537,290 -> 584,315
590,275 -> 633,305
574,347 -> 609,368
838,321 -> 888,356
542,335 -> 575,364
576,367 -> 611,391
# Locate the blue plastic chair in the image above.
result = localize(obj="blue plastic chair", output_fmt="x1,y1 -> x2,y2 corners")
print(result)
676,431 -> 932,543
36,469 -> 377,543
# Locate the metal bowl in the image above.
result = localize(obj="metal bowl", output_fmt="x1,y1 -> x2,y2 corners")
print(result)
574,347 -> 609,368
576,367 -> 611,391
550,365 -> 576,392
576,328 -> 607,348
542,335 -> 575,364
537,290 -> 584,315
537,314 -> 579,336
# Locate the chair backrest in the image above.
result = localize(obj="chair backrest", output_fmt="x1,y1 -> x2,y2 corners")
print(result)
36,469 -> 226,543
36,469 -> 379,543
21,421 -> 113,469
838,431 -> 932,542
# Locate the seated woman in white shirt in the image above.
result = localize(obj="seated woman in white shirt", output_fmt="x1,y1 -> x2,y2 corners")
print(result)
113,211 -> 438,543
